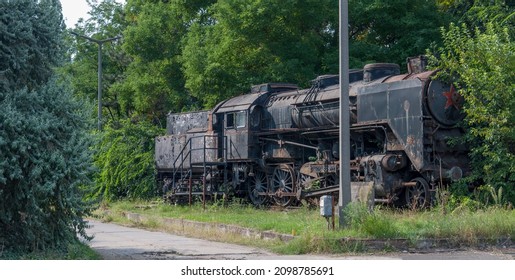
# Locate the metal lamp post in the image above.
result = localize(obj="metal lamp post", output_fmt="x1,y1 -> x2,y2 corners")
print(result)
71,32 -> 120,131
338,0 -> 352,228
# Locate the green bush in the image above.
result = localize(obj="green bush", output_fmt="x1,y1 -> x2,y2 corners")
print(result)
92,119 -> 163,201
432,21 -> 515,205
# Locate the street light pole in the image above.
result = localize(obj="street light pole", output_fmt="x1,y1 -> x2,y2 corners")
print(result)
338,0 -> 352,228
71,32 -> 120,131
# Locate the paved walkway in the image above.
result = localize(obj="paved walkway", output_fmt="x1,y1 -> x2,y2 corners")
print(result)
85,220 -> 514,260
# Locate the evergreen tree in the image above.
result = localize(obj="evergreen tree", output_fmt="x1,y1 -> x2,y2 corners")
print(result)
0,0 -> 64,92
0,0 -> 93,255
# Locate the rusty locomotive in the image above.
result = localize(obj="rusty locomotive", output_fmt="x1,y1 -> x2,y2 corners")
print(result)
155,57 -> 469,208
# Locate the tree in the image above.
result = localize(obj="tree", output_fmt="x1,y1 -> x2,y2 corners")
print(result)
433,21 -> 515,204
63,1 -> 168,204
182,0 -> 338,108
0,79 -> 94,254
64,0 -> 129,123
348,0 -> 450,68
82,0 -> 453,114
436,0 -> 514,32
0,0 -> 93,255
0,0 -> 64,92
114,0 -> 216,123
181,0 -> 454,108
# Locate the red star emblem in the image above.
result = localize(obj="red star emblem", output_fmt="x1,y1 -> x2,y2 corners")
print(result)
443,84 -> 462,110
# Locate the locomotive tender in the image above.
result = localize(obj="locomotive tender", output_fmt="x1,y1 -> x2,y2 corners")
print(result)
155,57 -> 469,208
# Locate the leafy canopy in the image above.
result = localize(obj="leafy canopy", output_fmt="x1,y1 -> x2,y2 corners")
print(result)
182,0 -> 339,108
70,0 -> 452,117
349,0 -> 450,68
64,0 -> 128,123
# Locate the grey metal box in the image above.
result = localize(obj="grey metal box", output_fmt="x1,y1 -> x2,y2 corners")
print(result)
320,195 -> 333,217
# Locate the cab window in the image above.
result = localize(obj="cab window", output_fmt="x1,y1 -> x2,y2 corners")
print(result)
236,111 -> 246,128
226,113 -> 235,128
226,111 -> 246,129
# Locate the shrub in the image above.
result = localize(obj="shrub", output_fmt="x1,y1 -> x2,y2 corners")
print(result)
432,21 -> 515,205
92,119 -> 163,201
0,79 -> 93,255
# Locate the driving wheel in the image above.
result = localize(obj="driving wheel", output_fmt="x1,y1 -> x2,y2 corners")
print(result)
405,177 -> 430,209
271,164 -> 296,207
247,170 -> 268,206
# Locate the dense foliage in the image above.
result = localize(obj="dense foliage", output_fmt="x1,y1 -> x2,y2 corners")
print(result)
437,0 -> 514,30
180,0 -> 451,108
117,0 -> 203,121
70,0 -> 450,121
0,80 -> 94,254
0,0 -> 93,257
0,0 -> 64,92
349,0 -> 449,68
92,119 -> 163,201
181,0 -> 340,107
432,21 -> 515,205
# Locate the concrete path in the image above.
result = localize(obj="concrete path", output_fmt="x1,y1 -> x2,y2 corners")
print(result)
85,220 -> 514,260
85,220 -> 275,260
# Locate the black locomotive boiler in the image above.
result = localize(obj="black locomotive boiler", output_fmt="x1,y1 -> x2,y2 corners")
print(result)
155,57 -> 469,208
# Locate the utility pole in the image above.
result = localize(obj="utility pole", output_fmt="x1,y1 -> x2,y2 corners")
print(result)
71,32 -> 120,131
338,0 -> 352,228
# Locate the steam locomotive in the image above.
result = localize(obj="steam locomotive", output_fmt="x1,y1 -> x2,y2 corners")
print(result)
155,57 -> 469,208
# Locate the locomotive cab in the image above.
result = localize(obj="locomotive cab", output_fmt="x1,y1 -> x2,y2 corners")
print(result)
215,83 -> 300,162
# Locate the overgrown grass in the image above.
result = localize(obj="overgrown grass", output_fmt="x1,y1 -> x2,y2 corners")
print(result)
92,199 -> 514,254
96,199 -> 329,236
343,204 -> 514,240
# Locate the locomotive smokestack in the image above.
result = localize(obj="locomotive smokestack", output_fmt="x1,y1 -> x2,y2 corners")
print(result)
407,56 -> 428,74
363,63 -> 400,82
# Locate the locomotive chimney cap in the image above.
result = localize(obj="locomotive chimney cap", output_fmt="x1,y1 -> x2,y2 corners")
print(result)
311,75 -> 339,88
250,83 -> 298,94
363,63 -> 400,71
363,63 -> 400,82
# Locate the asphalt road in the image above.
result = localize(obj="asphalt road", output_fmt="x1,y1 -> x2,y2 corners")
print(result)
85,220 -> 514,260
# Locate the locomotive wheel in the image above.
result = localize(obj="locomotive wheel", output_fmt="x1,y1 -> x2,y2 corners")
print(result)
299,173 -> 316,190
271,164 -> 296,207
405,177 -> 430,209
247,170 -> 268,206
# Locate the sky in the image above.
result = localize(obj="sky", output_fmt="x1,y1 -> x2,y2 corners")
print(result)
61,0 -> 125,28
